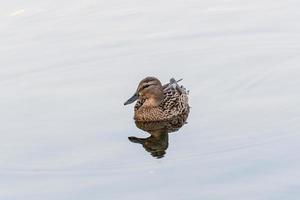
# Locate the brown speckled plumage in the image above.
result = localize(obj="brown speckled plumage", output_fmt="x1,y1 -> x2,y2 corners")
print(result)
124,77 -> 190,121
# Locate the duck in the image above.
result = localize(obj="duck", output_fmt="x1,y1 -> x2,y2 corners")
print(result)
124,77 -> 190,121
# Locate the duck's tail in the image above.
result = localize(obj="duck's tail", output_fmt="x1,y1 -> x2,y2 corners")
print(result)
167,78 -> 188,95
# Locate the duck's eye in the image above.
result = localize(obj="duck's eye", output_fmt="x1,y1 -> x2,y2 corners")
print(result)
139,83 -> 154,92
142,84 -> 151,90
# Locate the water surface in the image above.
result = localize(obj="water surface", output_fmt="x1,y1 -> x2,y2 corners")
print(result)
0,0 -> 300,199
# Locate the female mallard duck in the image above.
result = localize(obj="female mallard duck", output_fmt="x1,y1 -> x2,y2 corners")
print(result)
124,77 -> 190,121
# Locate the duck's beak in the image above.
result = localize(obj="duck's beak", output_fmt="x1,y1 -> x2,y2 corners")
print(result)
124,92 -> 138,105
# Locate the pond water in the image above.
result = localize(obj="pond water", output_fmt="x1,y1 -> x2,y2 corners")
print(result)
1,0 -> 300,199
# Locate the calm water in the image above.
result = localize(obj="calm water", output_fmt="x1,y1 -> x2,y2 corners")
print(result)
1,0 -> 300,199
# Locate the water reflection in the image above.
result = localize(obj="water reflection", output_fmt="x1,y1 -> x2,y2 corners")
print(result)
129,114 -> 189,158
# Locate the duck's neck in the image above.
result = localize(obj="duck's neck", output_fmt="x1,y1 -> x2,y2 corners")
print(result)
142,89 -> 165,107
134,93 -> 165,121
142,97 -> 162,107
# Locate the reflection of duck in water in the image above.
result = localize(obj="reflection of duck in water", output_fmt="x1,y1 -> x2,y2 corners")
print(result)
129,114 -> 189,158
124,77 -> 190,121
129,131 -> 169,159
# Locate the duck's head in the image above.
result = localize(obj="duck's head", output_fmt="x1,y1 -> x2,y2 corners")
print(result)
124,77 -> 164,107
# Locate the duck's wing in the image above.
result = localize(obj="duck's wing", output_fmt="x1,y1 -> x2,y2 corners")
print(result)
162,78 -> 183,90
161,78 -> 189,115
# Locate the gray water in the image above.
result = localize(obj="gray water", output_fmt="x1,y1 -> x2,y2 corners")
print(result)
1,0 -> 300,199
